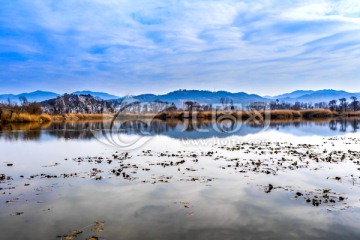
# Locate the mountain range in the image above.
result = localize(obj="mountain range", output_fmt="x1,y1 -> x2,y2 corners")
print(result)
1,89 -> 359,106
0,90 -> 60,103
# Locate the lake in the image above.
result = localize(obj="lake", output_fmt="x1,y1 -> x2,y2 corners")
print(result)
1,118 -> 360,240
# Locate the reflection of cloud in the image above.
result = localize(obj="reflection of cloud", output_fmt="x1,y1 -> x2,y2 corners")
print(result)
1,119 -> 360,142
1,1 -> 360,94
3,177 -> 358,239
2,128 -> 360,239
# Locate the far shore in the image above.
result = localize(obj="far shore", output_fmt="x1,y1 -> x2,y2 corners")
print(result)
1,109 -> 360,124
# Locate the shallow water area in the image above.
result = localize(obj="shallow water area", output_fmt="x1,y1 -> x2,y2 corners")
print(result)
0,118 -> 360,239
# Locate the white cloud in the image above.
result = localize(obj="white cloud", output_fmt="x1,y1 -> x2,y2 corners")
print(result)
0,0 -> 360,95
282,0 -> 360,23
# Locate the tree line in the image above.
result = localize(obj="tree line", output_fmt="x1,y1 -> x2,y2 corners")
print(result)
183,96 -> 360,112
269,96 -> 359,112
0,97 -> 42,120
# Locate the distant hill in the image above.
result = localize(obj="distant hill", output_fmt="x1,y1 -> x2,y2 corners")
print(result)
0,90 -> 120,104
128,89 -> 360,106
273,90 -> 315,100
0,91 -> 60,103
72,91 -> 120,100
41,94 -> 111,114
132,90 -> 267,107
274,90 -> 360,103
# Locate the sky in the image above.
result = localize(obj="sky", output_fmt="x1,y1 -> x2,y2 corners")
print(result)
0,0 -> 360,96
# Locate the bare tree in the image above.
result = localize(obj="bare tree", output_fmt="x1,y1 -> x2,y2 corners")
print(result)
292,102 -> 301,110
230,99 -> 234,110
0,103 -> 3,120
19,96 -> 28,107
6,98 -> 15,120
224,98 -> 229,110
329,100 -> 337,111
220,97 -> 225,109
350,96 -> 358,111
184,101 -> 194,111
339,98 -> 347,112
269,101 -> 277,110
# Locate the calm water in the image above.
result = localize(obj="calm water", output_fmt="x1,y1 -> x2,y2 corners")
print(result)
1,118 -> 360,240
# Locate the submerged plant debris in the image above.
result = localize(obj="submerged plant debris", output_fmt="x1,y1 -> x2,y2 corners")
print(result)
1,135 -> 360,236
56,220 -> 105,240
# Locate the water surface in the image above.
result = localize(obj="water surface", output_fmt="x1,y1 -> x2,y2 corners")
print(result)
1,118 -> 360,239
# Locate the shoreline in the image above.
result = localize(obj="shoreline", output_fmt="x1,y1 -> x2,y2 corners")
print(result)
0,109 -> 360,124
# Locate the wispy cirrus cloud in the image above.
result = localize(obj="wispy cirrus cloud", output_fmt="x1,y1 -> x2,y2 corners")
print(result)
0,0 -> 359,95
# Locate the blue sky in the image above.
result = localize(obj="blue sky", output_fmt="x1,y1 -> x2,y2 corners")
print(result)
0,0 -> 360,96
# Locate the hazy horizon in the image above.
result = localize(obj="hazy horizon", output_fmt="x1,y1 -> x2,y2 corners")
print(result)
1,87 -> 360,98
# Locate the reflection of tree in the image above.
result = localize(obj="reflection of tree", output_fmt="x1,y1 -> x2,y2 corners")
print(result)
329,120 -> 337,131
117,119 -> 181,135
0,123 -> 42,141
328,119 -> 360,133
48,122 -> 101,139
1,118 -> 360,142
215,119 -> 236,132
349,119 -> 359,133
293,121 -> 301,128
339,119 -> 347,132
73,118 -> 360,137
248,121 -> 313,130
248,119 -> 360,133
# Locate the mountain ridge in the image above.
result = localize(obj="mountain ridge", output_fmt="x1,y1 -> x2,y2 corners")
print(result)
1,89 -> 360,106
72,91 -> 120,100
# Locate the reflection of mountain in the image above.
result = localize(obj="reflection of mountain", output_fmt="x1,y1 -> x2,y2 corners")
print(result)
109,119 -> 265,139
0,119 -> 359,141
46,122 -> 103,140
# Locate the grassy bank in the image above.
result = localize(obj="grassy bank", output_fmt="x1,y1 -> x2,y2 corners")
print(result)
0,121 -> 52,131
51,113 -> 114,121
0,112 -> 115,124
0,110 -> 52,123
1,109 -> 357,124
342,111 -> 360,117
